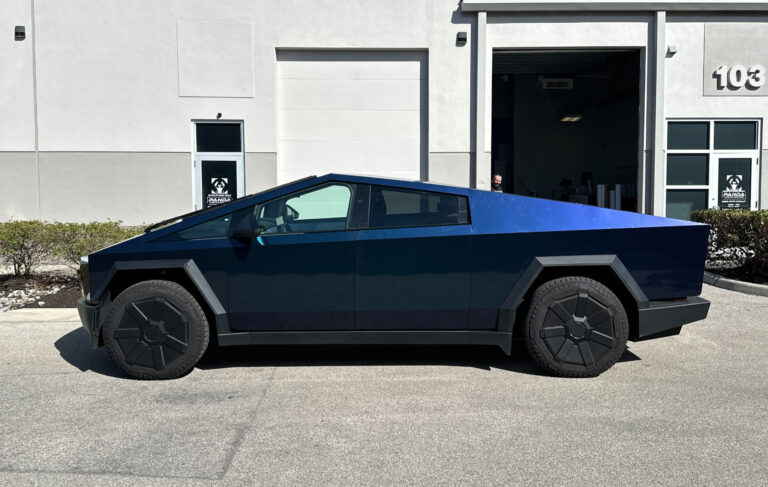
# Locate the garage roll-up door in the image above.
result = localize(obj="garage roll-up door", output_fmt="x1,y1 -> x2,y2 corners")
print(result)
277,50 -> 427,183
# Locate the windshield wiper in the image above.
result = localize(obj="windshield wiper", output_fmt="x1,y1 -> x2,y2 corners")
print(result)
143,197 -> 248,233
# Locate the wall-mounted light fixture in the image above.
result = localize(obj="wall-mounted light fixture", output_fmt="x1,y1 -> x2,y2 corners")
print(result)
14,26 -> 25,41
667,45 -> 678,57
560,115 -> 583,123
456,32 -> 467,47
216,112 -> 222,120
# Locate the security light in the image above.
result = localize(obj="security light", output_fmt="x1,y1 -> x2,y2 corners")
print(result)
561,115 -> 583,122
14,26 -> 25,41
456,32 -> 467,46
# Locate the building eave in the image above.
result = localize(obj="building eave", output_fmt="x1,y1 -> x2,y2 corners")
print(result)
461,0 -> 768,12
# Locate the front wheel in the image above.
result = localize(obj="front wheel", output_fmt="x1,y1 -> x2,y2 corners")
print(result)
523,276 -> 629,377
102,280 -> 210,380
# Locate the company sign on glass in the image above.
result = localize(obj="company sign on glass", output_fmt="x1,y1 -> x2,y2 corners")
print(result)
201,160 -> 237,208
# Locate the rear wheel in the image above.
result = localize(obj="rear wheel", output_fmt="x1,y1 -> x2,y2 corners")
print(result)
103,280 -> 209,380
523,276 -> 628,377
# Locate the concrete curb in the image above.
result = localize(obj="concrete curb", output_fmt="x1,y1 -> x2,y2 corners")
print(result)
0,308 -> 79,322
704,271 -> 768,297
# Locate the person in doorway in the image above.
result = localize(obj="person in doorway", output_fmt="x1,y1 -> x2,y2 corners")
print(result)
491,173 -> 504,193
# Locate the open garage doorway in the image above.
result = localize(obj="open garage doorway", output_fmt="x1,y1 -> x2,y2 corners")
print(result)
491,50 -> 641,211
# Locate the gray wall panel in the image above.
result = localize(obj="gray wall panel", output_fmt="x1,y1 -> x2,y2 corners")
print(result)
37,152 -> 192,225
0,152 -> 39,220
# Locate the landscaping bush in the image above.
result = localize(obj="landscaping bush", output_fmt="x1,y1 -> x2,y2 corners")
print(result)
0,221 -> 54,277
691,209 -> 768,283
0,221 -> 144,277
48,222 -> 144,270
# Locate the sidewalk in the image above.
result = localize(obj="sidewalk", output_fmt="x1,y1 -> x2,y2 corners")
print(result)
0,308 -> 79,322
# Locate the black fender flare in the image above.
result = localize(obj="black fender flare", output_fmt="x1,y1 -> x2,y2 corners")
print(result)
92,259 -> 231,336
496,255 -> 649,335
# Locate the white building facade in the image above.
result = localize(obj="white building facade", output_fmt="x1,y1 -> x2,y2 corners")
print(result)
2,0 -> 768,225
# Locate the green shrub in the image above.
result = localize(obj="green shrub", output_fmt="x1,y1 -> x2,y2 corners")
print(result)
48,222 -> 143,270
0,220 -> 54,277
0,221 -> 144,277
691,209 -> 768,280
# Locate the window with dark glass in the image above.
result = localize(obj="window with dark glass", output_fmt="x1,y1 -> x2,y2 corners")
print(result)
195,123 -> 242,152
369,187 -> 469,228
714,121 -> 757,150
666,190 -> 708,221
667,122 -> 709,150
156,212 -> 239,241
666,154 -> 709,185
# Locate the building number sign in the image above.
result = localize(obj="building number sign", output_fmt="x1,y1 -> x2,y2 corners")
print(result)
713,65 -> 766,90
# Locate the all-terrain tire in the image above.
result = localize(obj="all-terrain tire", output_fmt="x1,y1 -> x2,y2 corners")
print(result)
523,276 -> 629,378
102,280 -> 210,380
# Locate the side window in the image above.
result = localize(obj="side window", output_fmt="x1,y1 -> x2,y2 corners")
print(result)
156,212 -> 236,241
369,186 -> 469,228
255,183 -> 354,234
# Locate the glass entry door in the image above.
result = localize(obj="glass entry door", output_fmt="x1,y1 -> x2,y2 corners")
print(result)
193,121 -> 245,210
195,154 -> 244,209
714,155 -> 759,211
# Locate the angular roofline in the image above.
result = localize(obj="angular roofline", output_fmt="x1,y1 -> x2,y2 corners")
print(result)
318,173 -> 471,195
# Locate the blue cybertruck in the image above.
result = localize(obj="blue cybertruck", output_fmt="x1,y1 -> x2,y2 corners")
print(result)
78,174 -> 710,379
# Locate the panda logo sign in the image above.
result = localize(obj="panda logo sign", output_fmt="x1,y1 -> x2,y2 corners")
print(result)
726,174 -> 742,191
720,174 -> 747,209
206,177 -> 233,206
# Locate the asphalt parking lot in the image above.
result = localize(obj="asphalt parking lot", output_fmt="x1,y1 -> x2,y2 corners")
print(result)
1,284 -> 767,486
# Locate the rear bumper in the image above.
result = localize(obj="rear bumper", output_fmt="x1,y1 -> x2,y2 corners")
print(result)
77,297 -> 103,349
635,296 -> 710,340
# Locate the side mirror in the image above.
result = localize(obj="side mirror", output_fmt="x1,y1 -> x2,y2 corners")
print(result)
232,227 -> 261,241
285,204 -> 299,222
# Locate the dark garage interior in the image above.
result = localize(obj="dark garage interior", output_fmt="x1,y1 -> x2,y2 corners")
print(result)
491,50 -> 641,211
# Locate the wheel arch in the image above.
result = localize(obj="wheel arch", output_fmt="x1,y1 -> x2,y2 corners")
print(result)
94,259 -> 230,345
498,255 -> 649,341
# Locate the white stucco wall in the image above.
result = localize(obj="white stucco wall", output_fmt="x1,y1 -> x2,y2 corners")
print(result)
0,0 -> 35,151
30,0 -> 473,155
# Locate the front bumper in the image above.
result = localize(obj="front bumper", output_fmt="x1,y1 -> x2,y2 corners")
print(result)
77,297 -> 103,349
636,296 -> 710,340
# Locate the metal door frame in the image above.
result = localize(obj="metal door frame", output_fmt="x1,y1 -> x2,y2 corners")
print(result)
191,120 -> 245,210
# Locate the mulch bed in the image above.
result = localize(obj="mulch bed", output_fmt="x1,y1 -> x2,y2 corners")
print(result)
0,274 -> 81,310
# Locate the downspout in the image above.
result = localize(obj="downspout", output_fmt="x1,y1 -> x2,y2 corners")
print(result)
31,0 -> 41,219
474,11 -> 488,189
652,11 -> 666,215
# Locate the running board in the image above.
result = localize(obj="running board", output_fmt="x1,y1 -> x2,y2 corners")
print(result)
217,330 -> 514,355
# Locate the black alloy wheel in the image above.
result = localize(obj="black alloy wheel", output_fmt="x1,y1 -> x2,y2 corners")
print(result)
103,280 -> 209,380
523,276 -> 629,377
